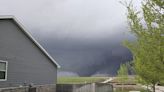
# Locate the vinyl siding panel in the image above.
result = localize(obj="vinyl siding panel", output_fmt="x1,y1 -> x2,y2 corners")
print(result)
0,19 -> 57,88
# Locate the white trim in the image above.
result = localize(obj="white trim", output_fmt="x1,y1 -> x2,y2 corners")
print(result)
0,60 -> 8,81
0,15 -> 60,68
0,15 -> 14,19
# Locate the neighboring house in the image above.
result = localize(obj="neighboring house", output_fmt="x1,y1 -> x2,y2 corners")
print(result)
0,16 -> 60,88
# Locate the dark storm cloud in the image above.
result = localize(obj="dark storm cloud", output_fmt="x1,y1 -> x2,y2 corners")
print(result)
0,0 -> 140,76
40,25 -> 133,76
43,39 -> 133,76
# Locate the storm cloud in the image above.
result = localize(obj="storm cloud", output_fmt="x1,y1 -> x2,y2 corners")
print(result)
0,0 -> 140,76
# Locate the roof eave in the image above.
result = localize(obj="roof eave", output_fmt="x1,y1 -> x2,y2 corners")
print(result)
0,15 -> 61,68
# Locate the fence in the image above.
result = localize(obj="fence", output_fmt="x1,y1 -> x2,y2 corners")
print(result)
0,83 -> 113,92
0,84 -> 56,92
57,83 -> 113,92
95,83 -> 113,92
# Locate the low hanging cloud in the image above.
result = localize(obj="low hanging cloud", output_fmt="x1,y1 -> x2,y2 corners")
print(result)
0,0 -> 140,76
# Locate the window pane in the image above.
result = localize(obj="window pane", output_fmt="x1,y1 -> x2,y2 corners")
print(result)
0,62 -> 6,70
0,71 -> 5,79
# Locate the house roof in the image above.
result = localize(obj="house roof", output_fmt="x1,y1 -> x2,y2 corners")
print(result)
0,15 -> 61,68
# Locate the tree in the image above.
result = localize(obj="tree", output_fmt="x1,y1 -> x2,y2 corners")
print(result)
117,63 -> 128,91
135,75 -> 150,92
125,61 -> 135,75
123,0 -> 164,92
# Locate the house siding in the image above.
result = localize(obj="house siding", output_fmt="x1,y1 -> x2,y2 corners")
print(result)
0,19 -> 57,88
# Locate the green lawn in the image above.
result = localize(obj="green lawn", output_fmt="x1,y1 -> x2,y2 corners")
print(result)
57,77 -> 109,84
110,76 -> 138,84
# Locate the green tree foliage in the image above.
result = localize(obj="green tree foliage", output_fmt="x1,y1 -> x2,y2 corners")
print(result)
117,63 -> 128,79
117,63 -> 128,91
123,0 -> 164,92
125,61 -> 135,75
136,75 -> 150,92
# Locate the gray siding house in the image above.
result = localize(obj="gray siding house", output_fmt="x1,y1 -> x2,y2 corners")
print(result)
0,16 -> 60,88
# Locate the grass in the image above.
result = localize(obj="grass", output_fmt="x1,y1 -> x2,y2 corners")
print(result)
57,77 -> 109,84
110,76 -> 138,84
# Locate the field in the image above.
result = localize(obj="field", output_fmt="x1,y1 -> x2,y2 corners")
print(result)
110,76 -> 138,84
57,77 -> 109,84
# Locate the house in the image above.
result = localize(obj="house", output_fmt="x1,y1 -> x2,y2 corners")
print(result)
0,16 -> 60,88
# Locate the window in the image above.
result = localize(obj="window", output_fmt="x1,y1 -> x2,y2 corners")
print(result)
0,60 -> 7,81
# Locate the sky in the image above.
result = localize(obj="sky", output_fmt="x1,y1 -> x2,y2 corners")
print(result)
0,0 -> 140,76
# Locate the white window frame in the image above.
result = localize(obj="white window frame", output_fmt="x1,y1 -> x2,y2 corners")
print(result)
0,60 -> 8,81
